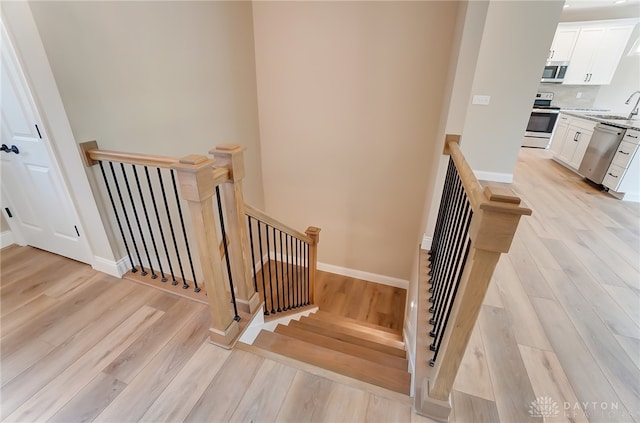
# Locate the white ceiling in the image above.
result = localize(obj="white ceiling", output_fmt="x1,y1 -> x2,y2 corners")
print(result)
563,0 -> 640,10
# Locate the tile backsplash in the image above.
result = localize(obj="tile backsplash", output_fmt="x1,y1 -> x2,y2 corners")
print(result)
538,83 -> 601,109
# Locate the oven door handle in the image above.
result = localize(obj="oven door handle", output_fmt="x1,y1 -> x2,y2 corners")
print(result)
532,108 -> 560,114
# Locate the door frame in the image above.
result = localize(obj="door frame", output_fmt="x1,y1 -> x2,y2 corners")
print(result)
1,3 -> 122,275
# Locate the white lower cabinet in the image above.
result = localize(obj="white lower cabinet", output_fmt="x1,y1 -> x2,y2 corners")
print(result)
602,129 -> 640,201
550,114 -> 597,170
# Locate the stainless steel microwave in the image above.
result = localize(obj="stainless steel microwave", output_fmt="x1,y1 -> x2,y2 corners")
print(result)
541,61 -> 569,83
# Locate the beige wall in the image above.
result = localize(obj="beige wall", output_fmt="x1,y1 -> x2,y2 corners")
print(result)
29,1 -> 265,208
1,214 -> 9,232
252,1 -> 459,280
459,0 -> 564,179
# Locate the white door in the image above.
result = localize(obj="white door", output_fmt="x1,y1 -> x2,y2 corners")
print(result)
0,23 -> 92,264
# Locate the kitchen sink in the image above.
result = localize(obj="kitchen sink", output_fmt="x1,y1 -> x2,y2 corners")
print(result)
586,114 -> 630,120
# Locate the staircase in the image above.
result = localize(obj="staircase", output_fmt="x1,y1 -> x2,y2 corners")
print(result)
252,310 -> 411,395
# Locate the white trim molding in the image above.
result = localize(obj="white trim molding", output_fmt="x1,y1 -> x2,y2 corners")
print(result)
0,230 -> 15,249
473,170 -> 513,183
239,305 -> 319,345
317,262 -> 409,290
92,255 -> 129,278
421,235 -> 432,251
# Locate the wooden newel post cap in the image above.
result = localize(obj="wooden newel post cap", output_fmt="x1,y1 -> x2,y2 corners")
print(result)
305,227 -> 321,243
209,143 -> 245,181
171,155 -> 216,202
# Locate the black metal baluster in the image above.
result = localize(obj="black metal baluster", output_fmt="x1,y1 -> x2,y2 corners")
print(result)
132,165 -> 161,279
157,168 -> 183,286
279,231 -> 289,310
145,166 -> 171,282
248,216 -> 259,293
430,196 -> 471,336
216,186 -> 240,321
305,242 -> 310,305
300,239 -> 305,306
429,160 -> 456,297
294,237 -> 300,307
430,175 -> 465,322
120,163 -> 154,277
272,227 -> 282,313
298,240 -> 305,307
265,224 -> 276,314
430,238 -> 472,366
285,233 -> 292,309
257,221 -> 269,315
109,162 -> 144,274
430,170 -> 463,312
429,159 -> 456,263
285,234 -> 296,309
170,170 -> 197,291
430,173 -> 459,305
98,161 -> 136,272
429,160 -> 456,285
430,201 -> 472,352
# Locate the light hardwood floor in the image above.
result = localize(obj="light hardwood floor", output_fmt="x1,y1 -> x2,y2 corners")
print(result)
1,147 -> 638,422
448,148 -> 639,423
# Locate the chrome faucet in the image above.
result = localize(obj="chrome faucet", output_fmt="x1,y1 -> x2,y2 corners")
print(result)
625,90 -> 640,120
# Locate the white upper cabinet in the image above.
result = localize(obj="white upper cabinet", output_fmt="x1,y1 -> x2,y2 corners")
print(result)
588,25 -> 635,85
561,23 -> 635,86
548,27 -> 580,61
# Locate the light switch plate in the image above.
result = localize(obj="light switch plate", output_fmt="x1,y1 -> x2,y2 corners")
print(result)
472,95 -> 491,105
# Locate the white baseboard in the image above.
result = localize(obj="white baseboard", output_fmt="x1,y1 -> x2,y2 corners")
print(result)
473,170 -> 513,183
609,191 -> 640,203
404,323 -> 416,397
421,235 -> 432,251
239,305 -> 318,345
92,256 -> 129,278
317,262 -> 409,290
0,230 -> 15,249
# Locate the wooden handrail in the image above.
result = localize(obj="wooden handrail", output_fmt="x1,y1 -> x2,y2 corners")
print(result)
80,141 -> 230,182
445,136 -> 532,217
417,134 -> 532,421
445,135 -> 484,212
80,140 -> 179,169
244,203 -> 314,244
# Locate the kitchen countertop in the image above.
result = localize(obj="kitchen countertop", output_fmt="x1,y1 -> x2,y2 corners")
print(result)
560,110 -> 640,131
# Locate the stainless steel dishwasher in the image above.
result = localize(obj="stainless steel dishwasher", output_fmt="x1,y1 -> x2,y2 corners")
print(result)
578,123 -> 626,184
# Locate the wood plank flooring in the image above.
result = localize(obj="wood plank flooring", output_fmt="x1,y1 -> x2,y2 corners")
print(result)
0,245 -> 422,422
1,147 -> 638,422
446,148 -> 640,423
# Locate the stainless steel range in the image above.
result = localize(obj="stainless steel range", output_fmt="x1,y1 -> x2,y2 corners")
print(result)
522,92 -> 561,149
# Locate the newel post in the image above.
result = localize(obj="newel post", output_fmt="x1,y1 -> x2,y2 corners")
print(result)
172,155 -> 240,348
209,144 -> 261,314
305,227 -> 321,304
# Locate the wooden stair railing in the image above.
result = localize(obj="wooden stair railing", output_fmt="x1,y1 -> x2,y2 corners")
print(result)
79,141 -> 320,347
415,134 -> 532,421
244,203 -> 320,316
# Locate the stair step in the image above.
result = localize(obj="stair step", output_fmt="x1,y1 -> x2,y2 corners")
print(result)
274,324 -> 408,370
290,319 -> 406,358
310,311 -> 403,340
253,330 -> 411,395
299,315 -> 405,350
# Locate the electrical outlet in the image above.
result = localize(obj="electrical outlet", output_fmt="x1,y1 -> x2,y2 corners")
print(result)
472,95 -> 491,105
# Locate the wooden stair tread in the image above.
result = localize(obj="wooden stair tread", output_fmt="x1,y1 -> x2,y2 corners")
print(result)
253,330 -> 411,395
299,316 -> 405,350
310,310 -> 403,340
274,324 -> 408,370
289,319 -> 406,358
